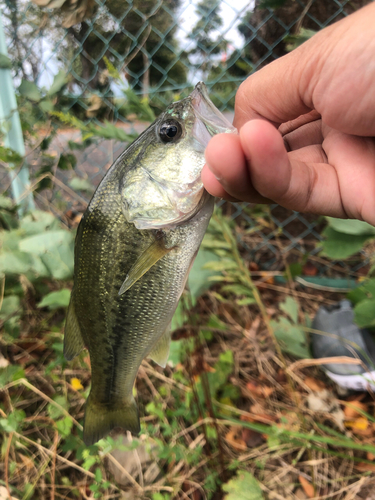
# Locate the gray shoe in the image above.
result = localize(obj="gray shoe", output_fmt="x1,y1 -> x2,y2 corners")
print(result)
311,300 -> 375,391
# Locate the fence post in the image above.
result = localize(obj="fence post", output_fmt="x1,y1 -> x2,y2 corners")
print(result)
0,10 -> 35,215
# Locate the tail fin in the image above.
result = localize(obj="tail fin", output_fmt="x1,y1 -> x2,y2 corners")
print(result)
83,395 -> 140,446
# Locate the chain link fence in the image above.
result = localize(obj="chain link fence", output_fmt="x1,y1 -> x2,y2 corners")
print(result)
1,0 -> 372,282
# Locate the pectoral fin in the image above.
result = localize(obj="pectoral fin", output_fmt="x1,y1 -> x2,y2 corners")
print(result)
148,328 -> 171,368
119,238 -> 176,295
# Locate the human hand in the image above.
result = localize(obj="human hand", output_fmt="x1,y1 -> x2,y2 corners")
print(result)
201,2 -> 375,225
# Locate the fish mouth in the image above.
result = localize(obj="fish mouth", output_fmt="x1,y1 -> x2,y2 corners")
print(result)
191,82 -> 237,149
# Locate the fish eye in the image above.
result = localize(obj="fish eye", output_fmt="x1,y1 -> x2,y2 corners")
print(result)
159,119 -> 182,143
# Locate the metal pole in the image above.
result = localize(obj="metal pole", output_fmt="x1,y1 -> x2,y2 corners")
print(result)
0,10 -> 35,215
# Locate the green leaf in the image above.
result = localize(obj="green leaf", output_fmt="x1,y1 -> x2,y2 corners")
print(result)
354,299 -> 375,328
285,28 -> 317,52
20,210 -> 61,235
223,470 -> 264,500
18,79 -> 42,102
0,365 -> 25,386
94,467 -> 102,482
0,195 -> 14,210
321,227 -> 371,259
285,262 -> 302,278
168,340 -> 183,367
0,250 -> 48,277
68,176 -> 94,193
48,395 -> 68,420
38,289 -> 71,310
280,296 -> 298,324
89,121 -> 136,142
58,153 -> 77,170
17,230 -> 74,280
188,248 -> 221,301
0,53 -> 11,69
48,70 -> 68,95
171,300 -> 187,331
19,230 -> 73,255
56,416 -> 73,438
203,350 -> 234,399
0,295 -> 20,319
103,56 -> 121,80
0,145 -> 23,164
347,286 -> 368,305
270,317 -> 311,359
0,410 -> 26,433
326,217 -> 375,236
39,99 -> 54,112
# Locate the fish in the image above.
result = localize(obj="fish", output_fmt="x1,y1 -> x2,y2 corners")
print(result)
64,82 -> 236,445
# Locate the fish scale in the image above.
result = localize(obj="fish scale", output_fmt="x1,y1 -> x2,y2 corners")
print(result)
64,83 -> 236,445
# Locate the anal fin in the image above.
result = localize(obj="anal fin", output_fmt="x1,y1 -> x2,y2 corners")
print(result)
64,298 -> 85,361
148,328 -> 171,368
119,237 -> 176,295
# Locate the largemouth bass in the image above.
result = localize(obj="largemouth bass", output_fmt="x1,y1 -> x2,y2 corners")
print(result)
64,83 -> 235,445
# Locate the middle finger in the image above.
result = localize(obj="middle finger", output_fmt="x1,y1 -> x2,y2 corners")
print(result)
282,119 -> 323,151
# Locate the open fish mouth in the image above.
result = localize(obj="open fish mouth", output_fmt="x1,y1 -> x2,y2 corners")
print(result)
191,82 -> 236,151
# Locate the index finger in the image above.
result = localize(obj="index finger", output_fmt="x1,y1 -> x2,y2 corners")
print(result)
233,40 -> 319,129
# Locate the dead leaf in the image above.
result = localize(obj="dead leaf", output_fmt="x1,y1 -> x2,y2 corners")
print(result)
367,452 -> 375,461
73,213 -> 83,226
248,403 -> 277,423
343,400 -> 368,419
107,434 -> 160,486
225,429 -> 247,452
86,94 -> 103,118
246,381 -> 274,398
355,462 -> 375,473
299,475 -> 315,498
18,453 -> 35,471
0,352 -> 9,368
241,428 -> 264,448
294,488 -> 308,500
306,389 -> 345,430
182,481 -> 202,500
307,393 -> 331,412
304,376 -> 326,392
278,411 -> 301,432
0,486 -> 18,500
302,263 -> 318,276
275,369 -> 287,384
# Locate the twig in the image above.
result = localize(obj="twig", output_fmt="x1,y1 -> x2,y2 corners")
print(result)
141,360 -> 191,392
288,356 -> 362,372
3,378 -> 82,430
4,432 -> 13,499
0,273 -> 5,312
51,431 -> 59,500
105,453 -> 143,491
19,172 -> 88,206
294,0 -> 314,34
14,432 -> 96,479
